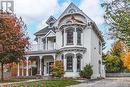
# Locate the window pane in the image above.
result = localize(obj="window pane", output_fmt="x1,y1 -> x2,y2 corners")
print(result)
66,29 -> 74,44
76,28 -> 82,45
62,30 -> 64,46
76,54 -> 82,72
66,56 -> 73,71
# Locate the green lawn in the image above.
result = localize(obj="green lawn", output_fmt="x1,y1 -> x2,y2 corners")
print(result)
0,78 -> 29,83
18,80 -> 80,87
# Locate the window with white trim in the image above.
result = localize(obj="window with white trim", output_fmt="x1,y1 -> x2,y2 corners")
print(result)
66,28 -> 74,45
76,27 -> 82,45
66,54 -> 74,72
76,53 -> 82,72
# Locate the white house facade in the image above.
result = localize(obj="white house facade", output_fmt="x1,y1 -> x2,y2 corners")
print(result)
17,3 -> 105,79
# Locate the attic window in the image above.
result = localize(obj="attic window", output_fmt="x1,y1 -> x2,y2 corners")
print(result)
68,9 -> 76,13
66,20 -> 72,24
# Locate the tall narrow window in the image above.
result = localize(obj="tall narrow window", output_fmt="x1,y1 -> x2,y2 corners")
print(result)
62,30 -> 64,46
76,28 -> 82,45
66,28 -> 74,45
76,53 -> 82,72
43,39 -> 46,50
99,41 -> 101,54
66,54 -> 74,72
98,60 -> 101,75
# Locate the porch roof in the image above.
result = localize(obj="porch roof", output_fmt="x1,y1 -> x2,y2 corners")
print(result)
25,50 -> 57,56
34,26 -> 56,36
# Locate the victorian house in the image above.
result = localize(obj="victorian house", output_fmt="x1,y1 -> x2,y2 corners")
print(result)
17,3 -> 105,78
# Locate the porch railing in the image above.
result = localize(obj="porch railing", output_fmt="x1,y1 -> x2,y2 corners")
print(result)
26,43 -> 58,51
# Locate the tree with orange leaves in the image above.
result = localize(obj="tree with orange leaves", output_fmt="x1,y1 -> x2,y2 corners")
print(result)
122,52 -> 130,70
103,40 -> 126,73
0,11 -> 29,81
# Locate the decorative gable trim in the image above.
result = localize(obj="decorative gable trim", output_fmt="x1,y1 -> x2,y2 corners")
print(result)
54,2 -> 93,26
44,30 -> 56,38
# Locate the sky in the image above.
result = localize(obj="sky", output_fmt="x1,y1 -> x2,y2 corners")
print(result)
11,0 -> 113,52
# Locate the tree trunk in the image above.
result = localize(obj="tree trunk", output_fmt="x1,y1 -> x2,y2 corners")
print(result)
1,63 -> 4,81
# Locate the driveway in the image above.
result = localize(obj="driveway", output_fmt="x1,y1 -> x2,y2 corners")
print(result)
67,77 -> 130,87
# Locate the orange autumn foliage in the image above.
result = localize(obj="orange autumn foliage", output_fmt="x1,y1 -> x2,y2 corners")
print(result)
0,12 -> 29,63
122,52 -> 130,70
112,40 -> 126,54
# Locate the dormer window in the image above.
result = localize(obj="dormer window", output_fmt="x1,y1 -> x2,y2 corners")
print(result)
66,20 -> 72,24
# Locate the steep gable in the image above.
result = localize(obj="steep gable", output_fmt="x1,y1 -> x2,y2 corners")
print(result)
54,2 -> 93,26
46,16 -> 57,27
44,30 -> 56,37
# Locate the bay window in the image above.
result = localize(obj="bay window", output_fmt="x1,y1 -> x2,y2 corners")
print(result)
66,28 -> 74,45
76,27 -> 82,45
66,53 -> 74,72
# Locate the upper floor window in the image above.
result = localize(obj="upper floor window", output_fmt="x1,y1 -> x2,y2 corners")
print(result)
76,27 -> 82,45
68,9 -> 76,14
99,41 -> 102,54
66,28 -> 74,45
62,30 -> 64,46
66,20 -> 72,24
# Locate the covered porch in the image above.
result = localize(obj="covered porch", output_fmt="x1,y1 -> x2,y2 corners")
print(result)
17,54 -> 56,77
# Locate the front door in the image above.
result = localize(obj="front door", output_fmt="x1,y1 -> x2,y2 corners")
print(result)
47,62 -> 54,75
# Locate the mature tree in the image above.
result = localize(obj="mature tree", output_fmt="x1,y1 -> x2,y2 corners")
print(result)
103,40 -> 125,72
102,0 -> 130,47
122,52 -> 130,70
0,11 -> 29,81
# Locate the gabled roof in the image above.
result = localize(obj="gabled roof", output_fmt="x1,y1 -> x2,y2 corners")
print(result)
44,30 -> 56,38
46,16 -> 57,26
34,26 -> 55,36
54,2 -> 93,26
34,2 -> 104,42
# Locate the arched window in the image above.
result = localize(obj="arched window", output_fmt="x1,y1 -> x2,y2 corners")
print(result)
68,9 -> 76,13
76,27 -> 82,45
65,53 -> 74,72
66,28 -> 74,45
76,53 -> 82,72
66,20 -> 72,24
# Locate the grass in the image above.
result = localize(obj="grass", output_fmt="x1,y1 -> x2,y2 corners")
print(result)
0,78 -> 80,87
0,78 -> 31,83
18,80 -> 80,87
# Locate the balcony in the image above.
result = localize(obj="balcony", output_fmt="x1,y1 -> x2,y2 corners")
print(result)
26,43 -> 57,52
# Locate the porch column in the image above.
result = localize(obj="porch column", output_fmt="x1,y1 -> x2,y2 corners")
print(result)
31,66 -> 32,76
73,54 -> 77,73
45,37 -> 48,50
26,56 -> 29,76
22,62 -> 24,76
39,56 -> 42,75
53,54 -> 56,63
63,54 -> 66,71
17,63 -> 20,76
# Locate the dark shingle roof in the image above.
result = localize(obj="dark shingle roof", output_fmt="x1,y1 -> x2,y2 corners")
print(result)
34,26 -> 55,36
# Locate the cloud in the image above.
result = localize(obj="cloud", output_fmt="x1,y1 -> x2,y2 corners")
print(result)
37,0 -> 71,30
14,0 -> 59,22
79,0 -> 104,25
